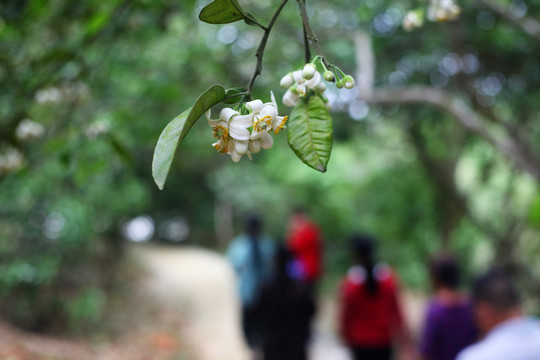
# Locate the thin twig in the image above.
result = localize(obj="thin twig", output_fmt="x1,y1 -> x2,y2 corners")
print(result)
296,0 -> 329,68
246,0 -> 289,97
302,22 -> 312,63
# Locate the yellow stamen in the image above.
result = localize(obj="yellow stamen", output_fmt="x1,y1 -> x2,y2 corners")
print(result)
253,115 -> 273,132
213,142 -> 228,154
274,116 -> 288,135
212,125 -> 228,139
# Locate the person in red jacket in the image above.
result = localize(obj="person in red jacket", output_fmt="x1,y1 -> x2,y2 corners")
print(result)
339,234 -> 407,360
286,207 -> 322,283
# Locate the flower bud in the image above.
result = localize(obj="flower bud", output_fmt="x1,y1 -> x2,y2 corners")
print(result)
336,79 -> 344,89
314,81 -> 326,93
302,63 -> 317,80
323,70 -> 335,82
343,75 -> 355,89
280,73 -> 294,89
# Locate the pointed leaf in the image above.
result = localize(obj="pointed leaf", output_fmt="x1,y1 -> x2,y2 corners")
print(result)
287,95 -> 333,172
152,85 -> 226,190
199,0 -> 245,24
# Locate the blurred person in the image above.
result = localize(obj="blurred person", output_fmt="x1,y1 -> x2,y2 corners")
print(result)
338,234 -> 408,360
227,214 -> 275,352
419,254 -> 478,360
286,207 -> 322,284
457,269 -> 540,360
257,245 -> 316,360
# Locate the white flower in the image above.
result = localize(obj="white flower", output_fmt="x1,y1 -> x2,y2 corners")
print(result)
281,69 -> 326,107
280,73 -> 294,89
283,89 -> 300,107
207,93 -> 287,162
207,107 -> 252,162
0,147 -> 24,176
427,0 -> 460,22
246,91 -> 287,152
15,119 -> 45,141
402,11 -> 423,31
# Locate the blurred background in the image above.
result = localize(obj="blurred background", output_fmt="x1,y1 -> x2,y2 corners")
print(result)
1,0 -> 540,358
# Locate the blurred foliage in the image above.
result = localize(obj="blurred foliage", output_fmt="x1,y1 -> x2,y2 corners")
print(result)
2,0 -> 540,331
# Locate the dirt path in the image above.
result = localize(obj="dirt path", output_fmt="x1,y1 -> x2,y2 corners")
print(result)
133,245 -> 427,360
133,245 -> 251,360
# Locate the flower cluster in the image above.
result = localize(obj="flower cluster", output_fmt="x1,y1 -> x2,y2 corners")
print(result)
207,92 -> 287,162
280,64 -> 331,108
280,62 -> 355,108
427,0 -> 461,22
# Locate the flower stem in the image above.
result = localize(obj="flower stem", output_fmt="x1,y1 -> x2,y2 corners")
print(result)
246,0 -> 289,98
296,0 -> 330,69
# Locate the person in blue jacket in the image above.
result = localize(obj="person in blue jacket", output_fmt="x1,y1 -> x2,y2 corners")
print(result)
227,214 -> 275,351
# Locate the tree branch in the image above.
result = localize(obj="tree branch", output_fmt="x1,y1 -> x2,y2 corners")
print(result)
355,30 -> 540,182
476,0 -> 540,42
296,0 -> 329,68
246,0 -> 289,97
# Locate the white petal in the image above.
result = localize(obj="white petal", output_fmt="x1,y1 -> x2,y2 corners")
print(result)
208,118 -> 226,128
270,91 -> 278,108
305,71 -> 322,88
283,90 -> 299,107
230,150 -> 242,162
292,70 -> 304,84
250,129 -> 267,140
260,132 -> 274,149
249,140 -> 261,153
280,73 -> 294,89
272,115 -> 286,131
219,108 -> 239,122
314,81 -> 327,93
230,114 -> 253,128
297,84 -> 307,96
246,100 -> 264,114
260,104 -> 278,118
229,125 -> 250,141
234,140 -> 249,154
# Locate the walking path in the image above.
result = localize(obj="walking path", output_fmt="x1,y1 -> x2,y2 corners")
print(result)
134,245 -> 426,360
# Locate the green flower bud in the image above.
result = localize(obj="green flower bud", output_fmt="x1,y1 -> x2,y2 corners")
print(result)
323,70 -> 335,82
343,75 -> 355,89
302,63 -> 317,80
336,79 -> 344,89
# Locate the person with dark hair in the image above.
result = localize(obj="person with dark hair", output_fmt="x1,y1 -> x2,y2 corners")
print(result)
457,269 -> 540,360
419,254 -> 478,360
338,234 -> 407,360
257,245 -> 316,360
227,214 -> 275,352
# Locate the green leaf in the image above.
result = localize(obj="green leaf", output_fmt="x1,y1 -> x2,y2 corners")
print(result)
223,87 -> 246,104
287,95 -> 333,172
152,85 -> 226,190
199,0 -> 245,24
243,13 -> 260,26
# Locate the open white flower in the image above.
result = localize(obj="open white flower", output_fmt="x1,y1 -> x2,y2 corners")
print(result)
207,107 -> 252,162
248,92 -> 288,135
208,93 -> 287,162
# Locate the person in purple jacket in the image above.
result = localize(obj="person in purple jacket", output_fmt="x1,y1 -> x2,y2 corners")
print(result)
419,254 -> 478,360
